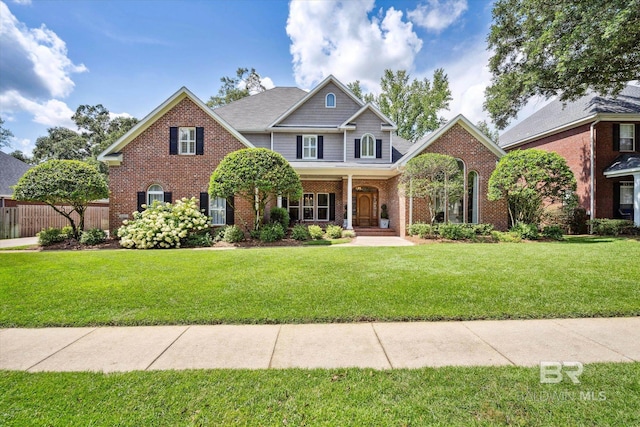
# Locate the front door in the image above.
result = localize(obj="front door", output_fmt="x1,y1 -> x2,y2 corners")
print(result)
356,193 -> 373,226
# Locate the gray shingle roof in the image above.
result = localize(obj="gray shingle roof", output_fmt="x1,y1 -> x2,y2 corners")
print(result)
604,153 -> 640,175
392,135 -> 417,162
500,85 -> 640,147
214,87 -> 308,131
0,151 -> 31,197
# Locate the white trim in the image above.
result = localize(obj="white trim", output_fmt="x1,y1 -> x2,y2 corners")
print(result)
178,127 -> 196,155
147,184 -> 164,206
97,87 -> 254,165
302,135 -> 318,160
325,93 -> 336,108
360,133 -> 376,159
209,196 -> 227,226
619,123 -> 636,152
338,102 -> 397,131
604,167 -> 640,178
317,192 -> 330,221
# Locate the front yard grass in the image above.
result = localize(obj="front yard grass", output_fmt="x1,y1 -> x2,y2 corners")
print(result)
1,363 -> 638,426
1,236 -> 638,327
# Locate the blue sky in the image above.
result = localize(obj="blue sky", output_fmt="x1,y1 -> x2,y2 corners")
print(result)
1,0 -> 500,155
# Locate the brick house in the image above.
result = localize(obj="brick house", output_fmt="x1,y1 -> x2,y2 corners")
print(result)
500,85 -> 640,226
99,75 -> 508,235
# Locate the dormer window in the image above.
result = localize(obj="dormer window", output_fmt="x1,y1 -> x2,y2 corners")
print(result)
361,134 -> 375,158
325,93 -> 336,108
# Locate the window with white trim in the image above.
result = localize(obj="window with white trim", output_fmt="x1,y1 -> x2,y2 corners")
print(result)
303,193 -> 314,220
361,134 -> 375,158
179,127 -> 196,155
317,193 -> 329,221
620,124 -> 635,151
209,197 -> 226,225
325,93 -> 336,108
286,196 -> 300,222
620,182 -> 634,206
147,184 -> 164,206
303,135 -> 317,159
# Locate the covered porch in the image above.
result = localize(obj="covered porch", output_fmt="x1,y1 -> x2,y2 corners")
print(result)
604,154 -> 640,226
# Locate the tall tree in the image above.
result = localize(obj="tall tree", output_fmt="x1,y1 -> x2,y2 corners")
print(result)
398,153 -> 464,224
209,148 -> 302,231
347,81 -> 375,104
9,150 -> 32,164
378,69 -> 452,143
0,117 -> 13,148
488,149 -> 576,226
32,127 -> 90,163
13,160 -> 109,239
207,67 -> 266,108
476,120 -> 500,144
72,105 -> 138,157
485,0 -> 640,129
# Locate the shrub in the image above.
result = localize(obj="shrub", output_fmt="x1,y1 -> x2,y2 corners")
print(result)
541,225 -> 564,241
491,230 -> 522,243
510,222 -> 539,240
438,223 -> 476,240
223,225 -> 245,243
37,227 -> 66,246
60,225 -> 74,239
80,228 -> 107,245
184,231 -> 213,247
325,224 -> 343,239
269,207 -> 290,230
472,223 -> 494,235
308,225 -> 324,240
408,222 -> 436,238
117,197 -> 209,249
259,223 -> 285,242
589,219 -> 639,236
341,229 -> 356,238
212,226 -> 227,243
291,224 -> 311,241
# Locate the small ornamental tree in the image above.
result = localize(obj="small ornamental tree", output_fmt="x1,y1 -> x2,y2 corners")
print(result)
12,160 -> 108,239
399,153 -> 464,224
488,149 -> 577,226
209,148 -> 302,231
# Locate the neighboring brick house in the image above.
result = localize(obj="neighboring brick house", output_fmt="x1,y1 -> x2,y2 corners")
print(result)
500,85 -> 640,226
99,75 -> 508,235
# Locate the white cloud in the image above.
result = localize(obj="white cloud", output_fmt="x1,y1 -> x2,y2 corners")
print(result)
11,0 -> 31,4
109,111 -> 133,121
0,90 -> 75,128
408,0 -> 468,33
260,77 -> 275,91
286,0 -> 422,93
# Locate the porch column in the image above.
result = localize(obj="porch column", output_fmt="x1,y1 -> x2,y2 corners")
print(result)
347,174 -> 353,229
634,173 -> 640,226
277,196 -> 282,208
408,178 -> 413,225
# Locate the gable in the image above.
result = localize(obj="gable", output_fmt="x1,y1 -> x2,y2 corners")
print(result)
277,81 -> 362,127
98,87 -> 253,166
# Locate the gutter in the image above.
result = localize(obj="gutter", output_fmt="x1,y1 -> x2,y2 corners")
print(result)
589,119 -> 600,233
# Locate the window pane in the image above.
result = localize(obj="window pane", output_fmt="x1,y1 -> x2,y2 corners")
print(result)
620,124 -> 635,151
303,208 -> 314,220
303,193 -> 314,207
317,208 -> 329,221
289,207 -> 300,222
317,193 -> 328,207
620,184 -> 634,205
361,135 -> 374,157
620,124 -> 634,138
209,197 -> 226,225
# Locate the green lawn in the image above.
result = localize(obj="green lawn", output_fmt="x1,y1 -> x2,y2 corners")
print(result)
1,363 -> 638,426
1,236 -> 638,327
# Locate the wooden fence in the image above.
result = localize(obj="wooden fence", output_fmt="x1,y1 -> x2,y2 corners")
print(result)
0,204 -> 109,239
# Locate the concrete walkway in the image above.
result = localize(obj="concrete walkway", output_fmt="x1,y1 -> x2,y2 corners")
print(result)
0,236 -> 38,248
1,317 -> 638,372
340,236 -> 414,246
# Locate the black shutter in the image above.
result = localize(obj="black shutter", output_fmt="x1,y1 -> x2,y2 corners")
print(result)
199,192 -> 209,214
226,196 -> 235,225
169,127 -> 178,155
613,124 -> 620,151
613,182 -> 621,218
196,127 -> 204,155
329,193 -> 336,221
296,135 -> 302,159
375,139 -> 382,159
354,139 -> 361,158
635,124 -> 640,152
318,136 -> 324,159
137,192 -> 146,212
164,192 -> 172,204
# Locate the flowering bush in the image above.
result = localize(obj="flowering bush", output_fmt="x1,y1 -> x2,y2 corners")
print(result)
117,197 -> 210,249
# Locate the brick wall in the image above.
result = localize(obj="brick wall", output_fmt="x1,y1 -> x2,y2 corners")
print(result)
107,97 -> 252,232
406,123 -> 508,230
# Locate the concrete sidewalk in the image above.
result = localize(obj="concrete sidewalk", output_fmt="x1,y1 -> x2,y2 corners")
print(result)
1,317 -> 638,372
0,236 -> 38,248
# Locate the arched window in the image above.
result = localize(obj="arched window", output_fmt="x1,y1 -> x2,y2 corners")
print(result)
147,184 -> 164,206
361,134 -> 375,158
468,171 -> 479,224
325,93 -> 336,108
446,160 -> 465,223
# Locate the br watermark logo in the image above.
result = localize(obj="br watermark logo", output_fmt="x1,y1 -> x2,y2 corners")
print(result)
530,361 -> 607,402
540,361 -> 583,384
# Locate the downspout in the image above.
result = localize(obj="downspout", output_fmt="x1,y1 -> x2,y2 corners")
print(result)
589,119 -> 600,234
